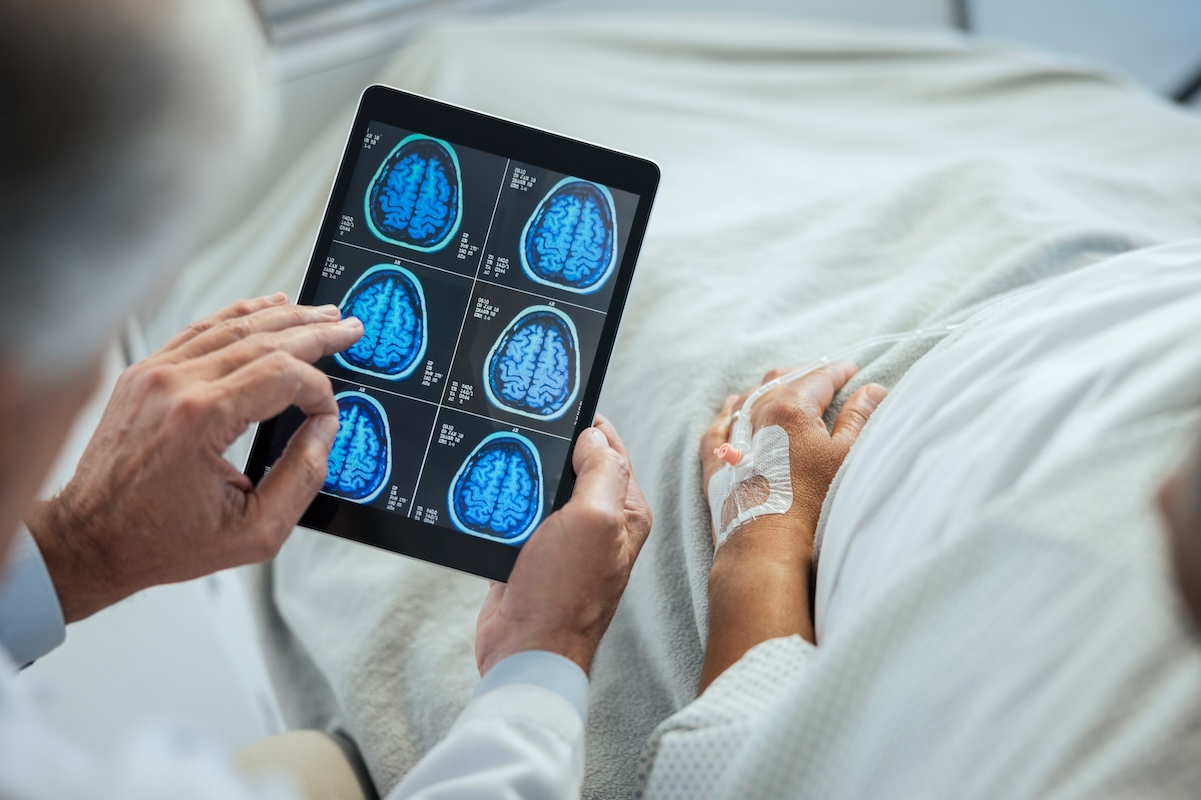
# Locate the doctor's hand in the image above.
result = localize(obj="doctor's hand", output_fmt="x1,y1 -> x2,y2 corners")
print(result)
25,293 -> 363,623
475,416 -> 652,677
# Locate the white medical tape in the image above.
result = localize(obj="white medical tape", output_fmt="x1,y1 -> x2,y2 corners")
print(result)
707,424 -> 793,549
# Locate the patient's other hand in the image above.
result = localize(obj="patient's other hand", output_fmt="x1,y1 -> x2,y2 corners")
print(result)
25,293 -> 363,623
700,363 -> 887,556
696,365 -> 886,690
475,415 -> 652,676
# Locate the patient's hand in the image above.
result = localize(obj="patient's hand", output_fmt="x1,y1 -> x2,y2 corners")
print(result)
475,415 -> 652,677
700,362 -> 886,556
696,363 -> 885,692
25,293 -> 363,623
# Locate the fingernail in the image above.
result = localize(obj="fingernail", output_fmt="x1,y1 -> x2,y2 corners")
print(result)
337,316 -> 362,329
265,291 -> 287,303
724,394 -> 738,409
587,428 -> 608,448
316,304 -> 341,317
864,384 -> 887,408
314,414 -> 341,443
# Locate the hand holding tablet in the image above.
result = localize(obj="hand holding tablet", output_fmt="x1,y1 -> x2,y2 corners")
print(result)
245,86 -> 659,580
475,416 -> 652,675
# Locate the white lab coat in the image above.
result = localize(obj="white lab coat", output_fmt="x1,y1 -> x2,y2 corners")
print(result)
0,531 -> 586,800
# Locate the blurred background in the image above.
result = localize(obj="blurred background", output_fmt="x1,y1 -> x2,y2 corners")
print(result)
21,0 -> 1201,758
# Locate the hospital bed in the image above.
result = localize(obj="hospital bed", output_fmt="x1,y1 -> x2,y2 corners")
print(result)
28,8 -> 1201,797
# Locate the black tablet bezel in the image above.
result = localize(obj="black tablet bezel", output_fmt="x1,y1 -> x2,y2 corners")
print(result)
244,85 -> 660,581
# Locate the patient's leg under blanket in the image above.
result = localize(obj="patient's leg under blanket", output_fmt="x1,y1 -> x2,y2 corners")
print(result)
157,14 -> 1201,797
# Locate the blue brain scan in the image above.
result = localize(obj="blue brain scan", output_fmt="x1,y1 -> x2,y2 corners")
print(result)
448,432 -> 544,544
483,306 -> 580,421
334,265 -> 428,381
520,178 -> 618,294
365,134 -> 462,252
324,392 -> 391,504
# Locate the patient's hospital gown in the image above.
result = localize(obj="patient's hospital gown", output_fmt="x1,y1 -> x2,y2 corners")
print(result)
639,240 -> 1201,798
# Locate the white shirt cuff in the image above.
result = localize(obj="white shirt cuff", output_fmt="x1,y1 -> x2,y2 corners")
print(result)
0,527 -> 66,666
475,650 -> 590,723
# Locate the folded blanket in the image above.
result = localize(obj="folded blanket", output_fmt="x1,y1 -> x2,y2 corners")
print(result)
141,14 -> 1201,797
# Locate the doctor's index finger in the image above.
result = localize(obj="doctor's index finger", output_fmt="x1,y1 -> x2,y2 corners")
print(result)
158,293 -> 290,353
188,316 -> 363,379
170,302 -> 351,364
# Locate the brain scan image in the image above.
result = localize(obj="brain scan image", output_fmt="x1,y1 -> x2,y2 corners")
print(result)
366,135 -> 462,252
520,178 -> 617,294
448,432 -> 544,543
324,392 -> 391,504
484,306 -> 580,421
334,265 -> 428,381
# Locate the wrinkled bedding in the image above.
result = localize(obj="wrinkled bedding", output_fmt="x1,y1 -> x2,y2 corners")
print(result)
135,14 -> 1201,797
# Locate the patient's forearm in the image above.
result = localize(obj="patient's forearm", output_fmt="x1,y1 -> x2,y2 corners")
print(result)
699,520 -> 814,693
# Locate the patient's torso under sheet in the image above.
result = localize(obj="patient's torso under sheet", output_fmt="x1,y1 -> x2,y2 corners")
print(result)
141,15 -> 1201,797
643,240 -> 1201,799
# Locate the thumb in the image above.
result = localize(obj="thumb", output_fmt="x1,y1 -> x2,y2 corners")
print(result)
832,383 -> 887,447
569,427 -> 629,519
252,412 -> 341,546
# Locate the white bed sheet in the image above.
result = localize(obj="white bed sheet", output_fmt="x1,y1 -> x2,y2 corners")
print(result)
133,14 -> 1201,797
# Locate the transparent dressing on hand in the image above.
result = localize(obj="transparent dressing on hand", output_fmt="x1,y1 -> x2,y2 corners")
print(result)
709,324 -> 960,547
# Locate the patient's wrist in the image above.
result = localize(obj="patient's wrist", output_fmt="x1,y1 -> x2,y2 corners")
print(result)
711,516 -> 815,573
25,495 -> 121,623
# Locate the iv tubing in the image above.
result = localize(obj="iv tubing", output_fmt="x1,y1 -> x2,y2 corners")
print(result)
722,324 -> 961,463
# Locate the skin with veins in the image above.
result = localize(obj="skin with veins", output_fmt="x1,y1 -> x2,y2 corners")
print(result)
720,474 -> 771,533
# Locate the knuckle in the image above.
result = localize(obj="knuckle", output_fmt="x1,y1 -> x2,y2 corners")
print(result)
252,527 -> 286,561
263,349 -> 297,376
132,363 -> 173,395
578,501 -> 623,533
221,318 -> 255,342
183,319 -> 213,338
167,388 -> 211,425
232,298 -> 258,317
598,448 -> 630,477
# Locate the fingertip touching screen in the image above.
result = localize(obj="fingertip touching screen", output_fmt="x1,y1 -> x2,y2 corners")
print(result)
245,86 -> 658,580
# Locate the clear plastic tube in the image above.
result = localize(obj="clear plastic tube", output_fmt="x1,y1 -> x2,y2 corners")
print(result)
721,324 -> 961,464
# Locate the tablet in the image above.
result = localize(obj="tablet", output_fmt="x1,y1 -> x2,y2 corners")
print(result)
244,85 -> 660,581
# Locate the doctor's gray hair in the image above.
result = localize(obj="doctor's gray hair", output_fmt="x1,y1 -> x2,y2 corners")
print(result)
0,0 -> 267,382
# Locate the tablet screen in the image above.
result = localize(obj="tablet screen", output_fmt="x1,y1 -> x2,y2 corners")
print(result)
257,116 -> 642,547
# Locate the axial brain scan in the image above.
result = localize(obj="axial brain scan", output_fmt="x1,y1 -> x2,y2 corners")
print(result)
325,392 -> 391,503
484,306 -> 579,421
334,265 -> 428,380
366,135 -> 462,251
448,432 -> 544,542
521,178 -> 617,294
